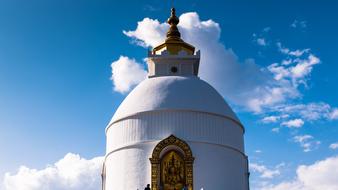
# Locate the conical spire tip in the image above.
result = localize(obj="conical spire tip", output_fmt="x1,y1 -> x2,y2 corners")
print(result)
166,7 -> 180,39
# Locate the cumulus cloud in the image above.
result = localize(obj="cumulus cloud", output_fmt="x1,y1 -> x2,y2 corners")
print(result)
123,18 -> 167,47
110,56 -> 147,93
122,12 -> 307,112
115,11 -> 337,123
250,163 -> 281,179
261,156 -> 338,190
293,135 -> 320,152
3,153 -> 103,190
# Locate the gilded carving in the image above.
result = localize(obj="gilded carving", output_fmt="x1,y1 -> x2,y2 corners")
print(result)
161,151 -> 185,190
150,135 -> 194,190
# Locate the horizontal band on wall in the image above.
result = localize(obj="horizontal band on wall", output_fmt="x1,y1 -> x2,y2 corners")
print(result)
104,139 -> 247,163
106,109 -> 245,134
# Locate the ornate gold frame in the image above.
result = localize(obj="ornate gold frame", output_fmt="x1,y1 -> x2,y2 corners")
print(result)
150,135 -> 194,190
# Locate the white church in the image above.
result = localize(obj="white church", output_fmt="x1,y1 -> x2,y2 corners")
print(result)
102,8 -> 250,190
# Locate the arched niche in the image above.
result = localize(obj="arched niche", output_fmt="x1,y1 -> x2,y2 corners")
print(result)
150,135 -> 194,190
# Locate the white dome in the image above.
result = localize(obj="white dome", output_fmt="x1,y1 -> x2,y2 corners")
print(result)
110,76 -> 240,124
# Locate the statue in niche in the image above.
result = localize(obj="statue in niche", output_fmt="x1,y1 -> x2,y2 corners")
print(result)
161,151 -> 185,190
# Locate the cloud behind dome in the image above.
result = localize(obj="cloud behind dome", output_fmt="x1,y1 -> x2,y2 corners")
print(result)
3,153 -> 103,190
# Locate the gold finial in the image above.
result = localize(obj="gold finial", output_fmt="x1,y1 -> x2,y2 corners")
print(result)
166,8 -> 181,40
152,7 -> 195,55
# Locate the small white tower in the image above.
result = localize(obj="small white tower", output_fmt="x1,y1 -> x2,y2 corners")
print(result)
102,8 -> 249,190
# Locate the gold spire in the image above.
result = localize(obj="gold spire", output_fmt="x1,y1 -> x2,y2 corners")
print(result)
153,8 -> 195,55
166,8 -> 181,40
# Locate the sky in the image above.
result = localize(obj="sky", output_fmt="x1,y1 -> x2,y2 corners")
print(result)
0,0 -> 338,189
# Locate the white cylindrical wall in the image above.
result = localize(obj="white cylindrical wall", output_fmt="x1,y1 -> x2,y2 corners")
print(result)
106,110 -> 244,154
104,110 -> 248,190
104,141 -> 248,190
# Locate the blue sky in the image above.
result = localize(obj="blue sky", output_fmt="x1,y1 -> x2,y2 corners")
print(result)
0,0 -> 338,189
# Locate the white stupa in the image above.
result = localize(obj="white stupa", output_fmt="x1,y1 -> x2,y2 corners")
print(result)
102,8 -> 249,190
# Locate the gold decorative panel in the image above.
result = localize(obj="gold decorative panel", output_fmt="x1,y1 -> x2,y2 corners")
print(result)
150,135 -> 194,190
161,150 -> 185,190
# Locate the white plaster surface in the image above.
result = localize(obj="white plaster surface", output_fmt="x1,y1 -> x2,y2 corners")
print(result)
107,111 -> 244,154
105,75 -> 248,190
147,53 -> 200,77
105,141 -> 248,190
110,76 -> 240,124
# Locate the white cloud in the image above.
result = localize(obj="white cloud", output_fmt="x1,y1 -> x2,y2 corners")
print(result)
291,55 -> 320,80
253,27 -> 270,46
277,43 -> 310,57
250,163 -> 281,179
281,119 -> 304,128
255,150 -> 262,153
260,102 -> 338,131
120,12 -> 334,119
271,128 -> 280,133
143,5 -> 160,12
263,27 -> 271,32
273,102 -> 338,122
329,108 -> 338,120
262,116 -> 279,123
291,20 -> 307,29
3,153 -> 103,190
268,45 -> 320,88
261,156 -> 338,190
276,42 -> 310,57
281,59 -> 292,66
123,12 -> 300,112
123,18 -> 167,47
257,38 -> 267,46
110,56 -> 147,93
329,142 -> 338,150
293,135 -> 320,152
290,49 -> 310,57
294,135 -> 313,142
